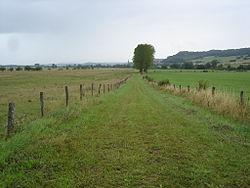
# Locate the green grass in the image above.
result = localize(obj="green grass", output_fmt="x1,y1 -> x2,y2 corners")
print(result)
0,69 -> 133,138
191,55 -> 250,66
148,70 -> 250,97
1,74 -> 249,187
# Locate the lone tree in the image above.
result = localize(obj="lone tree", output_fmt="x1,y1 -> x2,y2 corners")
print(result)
133,44 -> 155,73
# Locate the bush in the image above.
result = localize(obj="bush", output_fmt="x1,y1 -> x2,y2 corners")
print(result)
24,66 -> 32,71
143,75 -> 154,82
16,67 -> 23,71
34,67 -> 43,71
198,80 -> 209,90
158,79 -> 170,86
0,67 -> 6,71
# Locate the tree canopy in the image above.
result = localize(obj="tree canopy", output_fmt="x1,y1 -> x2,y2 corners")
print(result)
133,44 -> 155,73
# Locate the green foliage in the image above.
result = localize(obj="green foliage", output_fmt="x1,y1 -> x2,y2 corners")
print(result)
198,80 -> 209,90
24,66 -> 42,71
16,67 -> 23,71
0,67 -> 6,71
143,75 -> 154,82
8,67 -> 14,72
182,62 -> 194,69
24,66 -> 31,71
133,44 -> 155,73
170,64 -> 181,69
158,79 -> 170,86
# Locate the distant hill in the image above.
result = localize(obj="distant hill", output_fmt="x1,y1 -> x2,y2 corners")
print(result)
162,47 -> 250,64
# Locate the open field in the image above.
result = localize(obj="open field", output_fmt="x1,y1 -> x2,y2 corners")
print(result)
191,56 -> 250,66
148,70 -> 250,97
1,74 -> 249,187
0,69 -> 134,138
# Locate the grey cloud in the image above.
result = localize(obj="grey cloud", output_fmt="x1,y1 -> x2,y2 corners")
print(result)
0,0 -> 250,65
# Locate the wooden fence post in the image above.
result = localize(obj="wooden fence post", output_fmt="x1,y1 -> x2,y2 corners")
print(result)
80,84 -> 83,101
65,86 -> 69,107
187,85 -> 190,92
40,92 -> 44,117
103,84 -> 105,93
7,103 -> 15,137
212,87 -> 216,96
98,84 -> 101,95
240,91 -> 244,105
91,83 -> 94,96
179,85 -> 182,91
173,84 -> 176,89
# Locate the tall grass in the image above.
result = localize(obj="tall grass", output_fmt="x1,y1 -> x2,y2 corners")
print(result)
145,78 -> 250,125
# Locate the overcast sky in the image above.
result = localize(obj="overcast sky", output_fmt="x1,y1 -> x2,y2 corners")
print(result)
0,0 -> 250,65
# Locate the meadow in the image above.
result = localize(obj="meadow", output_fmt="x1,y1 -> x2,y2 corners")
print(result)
148,69 -> 250,97
0,69 -> 134,138
191,55 -> 250,66
1,73 -> 249,187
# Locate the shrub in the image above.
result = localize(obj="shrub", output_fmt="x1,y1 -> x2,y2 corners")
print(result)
143,75 -> 154,82
0,67 -> 6,71
158,79 -> 170,86
16,67 -> 23,71
198,80 -> 209,90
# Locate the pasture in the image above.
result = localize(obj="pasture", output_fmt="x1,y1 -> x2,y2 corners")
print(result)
0,69 -> 133,138
148,70 -> 250,96
189,55 -> 250,67
0,70 -> 249,187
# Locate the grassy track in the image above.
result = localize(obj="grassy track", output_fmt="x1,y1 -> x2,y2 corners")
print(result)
1,74 -> 250,187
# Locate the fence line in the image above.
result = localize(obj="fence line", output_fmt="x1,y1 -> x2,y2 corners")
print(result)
143,76 -> 250,125
4,76 -> 131,139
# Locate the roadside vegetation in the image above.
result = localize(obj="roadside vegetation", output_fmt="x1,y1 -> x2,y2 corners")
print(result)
143,71 -> 250,125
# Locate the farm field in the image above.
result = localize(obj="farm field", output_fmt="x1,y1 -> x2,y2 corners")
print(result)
191,55 -> 250,65
1,74 -> 250,187
148,70 -> 250,97
0,69 -> 134,138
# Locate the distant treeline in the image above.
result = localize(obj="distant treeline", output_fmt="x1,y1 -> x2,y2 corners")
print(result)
0,66 -> 43,71
0,63 -> 132,72
160,60 -> 250,71
162,48 -> 250,63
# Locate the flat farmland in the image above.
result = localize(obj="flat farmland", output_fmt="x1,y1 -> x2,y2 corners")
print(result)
148,70 -> 250,96
0,69 -> 133,138
1,74 -> 249,187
